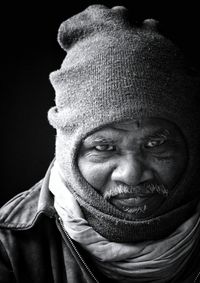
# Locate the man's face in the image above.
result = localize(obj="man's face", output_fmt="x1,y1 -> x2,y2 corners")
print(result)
77,118 -> 187,219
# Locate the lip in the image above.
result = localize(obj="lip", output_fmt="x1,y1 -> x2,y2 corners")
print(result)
110,193 -> 165,215
114,193 -> 152,200
111,194 -> 154,206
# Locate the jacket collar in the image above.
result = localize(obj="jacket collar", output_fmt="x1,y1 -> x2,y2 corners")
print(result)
37,159 -> 57,218
0,160 -> 57,229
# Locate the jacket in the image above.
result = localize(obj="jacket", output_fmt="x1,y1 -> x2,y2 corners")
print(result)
0,162 -> 200,283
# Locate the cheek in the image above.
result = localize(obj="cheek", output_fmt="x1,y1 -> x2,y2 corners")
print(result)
77,158 -> 114,192
151,155 -> 187,189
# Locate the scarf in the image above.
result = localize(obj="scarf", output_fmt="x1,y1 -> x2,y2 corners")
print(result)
49,161 -> 200,282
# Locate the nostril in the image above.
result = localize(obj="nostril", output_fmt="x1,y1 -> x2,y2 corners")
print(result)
111,156 -> 154,186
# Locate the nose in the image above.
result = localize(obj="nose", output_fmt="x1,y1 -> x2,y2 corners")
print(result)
111,153 -> 154,186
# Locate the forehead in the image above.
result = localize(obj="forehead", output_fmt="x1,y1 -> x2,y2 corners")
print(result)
84,118 -> 183,142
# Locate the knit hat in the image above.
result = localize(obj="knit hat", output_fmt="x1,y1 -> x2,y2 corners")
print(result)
48,5 -> 200,242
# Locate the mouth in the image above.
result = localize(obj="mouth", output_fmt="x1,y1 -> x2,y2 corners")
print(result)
112,193 -> 152,205
110,193 -> 165,217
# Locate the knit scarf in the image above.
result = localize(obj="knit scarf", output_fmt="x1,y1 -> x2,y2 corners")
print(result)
49,162 -> 200,283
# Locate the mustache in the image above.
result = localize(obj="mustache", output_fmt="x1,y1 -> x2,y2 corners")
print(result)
103,183 -> 169,200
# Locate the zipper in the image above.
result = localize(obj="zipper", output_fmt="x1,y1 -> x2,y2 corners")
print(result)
58,217 -> 99,283
194,271 -> 200,283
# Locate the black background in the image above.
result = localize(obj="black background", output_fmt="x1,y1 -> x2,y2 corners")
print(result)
1,1 -> 200,206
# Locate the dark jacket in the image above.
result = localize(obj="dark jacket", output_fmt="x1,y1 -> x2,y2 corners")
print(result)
0,163 -> 200,283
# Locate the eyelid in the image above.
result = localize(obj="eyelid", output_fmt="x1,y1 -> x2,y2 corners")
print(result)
95,144 -> 116,152
148,135 -> 168,142
144,137 -> 167,148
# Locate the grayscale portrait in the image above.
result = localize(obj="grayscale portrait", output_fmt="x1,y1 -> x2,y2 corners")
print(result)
1,2 -> 200,283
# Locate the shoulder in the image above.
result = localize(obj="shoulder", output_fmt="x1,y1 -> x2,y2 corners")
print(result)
0,180 -> 43,229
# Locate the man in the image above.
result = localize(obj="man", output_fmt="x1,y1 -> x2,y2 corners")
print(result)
0,4 -> 200,283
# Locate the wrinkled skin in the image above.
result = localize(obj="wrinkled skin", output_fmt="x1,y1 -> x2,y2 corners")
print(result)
78,118 -> 187,219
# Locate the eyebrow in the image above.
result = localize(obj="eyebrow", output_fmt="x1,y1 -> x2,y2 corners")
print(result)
83,136 -> 118,145
147,129 -> 171,139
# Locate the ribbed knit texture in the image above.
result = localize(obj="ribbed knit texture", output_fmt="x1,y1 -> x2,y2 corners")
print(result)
48,5 -> 200,242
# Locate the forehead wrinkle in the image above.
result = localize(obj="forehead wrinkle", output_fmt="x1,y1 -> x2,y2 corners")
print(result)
113,123 -> 173,138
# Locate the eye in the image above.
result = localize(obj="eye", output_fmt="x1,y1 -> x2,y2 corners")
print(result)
144,138 -> 166,148
95,144 -> 116,152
